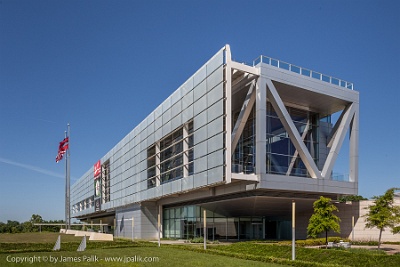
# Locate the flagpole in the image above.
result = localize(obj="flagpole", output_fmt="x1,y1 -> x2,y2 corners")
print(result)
64,129 -> 67,230
66,123 -> 71,229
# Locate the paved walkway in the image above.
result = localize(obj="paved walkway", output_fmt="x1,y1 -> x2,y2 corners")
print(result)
351,244 -> 400,255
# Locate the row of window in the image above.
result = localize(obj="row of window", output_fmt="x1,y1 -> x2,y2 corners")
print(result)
147,121 -> 194,188
72,160 -> 111,214
72,196 -> 94,214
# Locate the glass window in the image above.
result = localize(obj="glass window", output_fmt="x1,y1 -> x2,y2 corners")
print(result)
232,108 -> 255,174
147,121 -> 194,188
265,102 -> 319,178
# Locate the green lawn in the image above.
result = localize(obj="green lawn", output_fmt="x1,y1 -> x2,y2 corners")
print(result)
0,246 -> 287,267
2,233 -> 400,267
0,233 -> 287,267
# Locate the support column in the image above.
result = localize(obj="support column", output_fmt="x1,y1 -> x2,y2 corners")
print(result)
349,103 -> 359,183
292,201 -> 296,261
255,77 -> 267,176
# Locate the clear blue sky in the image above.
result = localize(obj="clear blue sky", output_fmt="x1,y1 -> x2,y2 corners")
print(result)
1,0 -> 399,222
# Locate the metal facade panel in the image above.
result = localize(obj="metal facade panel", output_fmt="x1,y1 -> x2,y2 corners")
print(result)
162,119 -> 172,136
181,77 -> 194,95
194,140 -> 208,159
194,170 -> 208,188
206,51 -> 224,76
207,84 -> 223,107
193,94 -> 207,117
170,179 -> 181,194
194,110 -> 207,130
170,88 -> 182,105
162,97 -> 171,113
193,126 -> 207,146
207,149 -> 224,169
193,65 -> 206,87
170,114 -> 182,131
162,108 -> 172,125
182,105 -> 193,123
194,155 -> 207,174
182,90 -> 193,110
147,122 -> 155,136
207,116 -> 223,138
207,99 -> 224,121
154,116 -> 162,132
181,175 -> 194,191
147,133 -> 155,146
193,79 -> 207,102
162,181 -> 172,195
206,66 -> 223,91
154,127 -> 162,141
207,166 -> 224,184
171,101 -> 182,119
207,132 -> 223,153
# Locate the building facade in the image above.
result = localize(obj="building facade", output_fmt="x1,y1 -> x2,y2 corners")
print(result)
71,45 -> 359,240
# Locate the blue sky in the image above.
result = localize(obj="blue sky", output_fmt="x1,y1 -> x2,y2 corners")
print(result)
1,0 -> 399,222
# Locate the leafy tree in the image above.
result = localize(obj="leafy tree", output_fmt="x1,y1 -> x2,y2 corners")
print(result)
30,214 -> 43,224
0,221 -> 6,233
364,187 -> 400,249
6,220 -> 22,233
307,196 -> 341,245
28,214 -> 44,232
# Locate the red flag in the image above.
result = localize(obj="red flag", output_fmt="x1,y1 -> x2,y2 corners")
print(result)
56,137 -> 69,163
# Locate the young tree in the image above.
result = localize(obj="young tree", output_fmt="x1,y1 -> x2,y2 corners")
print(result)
364,188 -> 400,249
307,196 -> 341,245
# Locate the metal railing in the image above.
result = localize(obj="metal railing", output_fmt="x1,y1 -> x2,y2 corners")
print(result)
253,55 -> 354,90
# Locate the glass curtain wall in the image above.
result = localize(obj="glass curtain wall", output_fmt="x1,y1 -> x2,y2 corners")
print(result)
163,206 -> 291,240
266,103 -> 319,177
232,108 -> 256,174
231,102 -> 320,178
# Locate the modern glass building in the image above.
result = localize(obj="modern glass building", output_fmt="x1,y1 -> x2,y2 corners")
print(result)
71,45 -> 359,240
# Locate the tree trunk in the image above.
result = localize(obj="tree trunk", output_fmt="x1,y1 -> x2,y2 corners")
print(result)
378,228 -> 383,250
325,231 -> 328,248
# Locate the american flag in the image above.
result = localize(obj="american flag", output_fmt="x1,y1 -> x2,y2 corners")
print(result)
56,137 -> 69,163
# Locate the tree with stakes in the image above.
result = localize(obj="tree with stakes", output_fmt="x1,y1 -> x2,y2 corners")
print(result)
307,196 -> 341,246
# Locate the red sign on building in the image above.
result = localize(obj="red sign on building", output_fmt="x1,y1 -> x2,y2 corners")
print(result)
94,160 -> 101,178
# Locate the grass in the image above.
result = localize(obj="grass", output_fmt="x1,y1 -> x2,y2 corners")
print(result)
0,233 -> 288,267
0,246 -> 291,267
0,232 -> 82,243
2,233 -> 400,267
